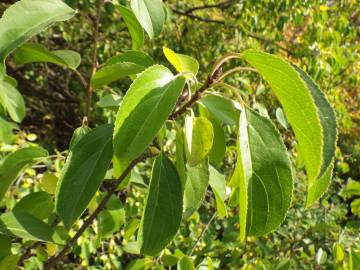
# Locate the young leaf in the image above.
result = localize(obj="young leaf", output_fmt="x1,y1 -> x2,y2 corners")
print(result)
0,146 -> 48,202
0,212 -> 54,242
138,154 -> 183,256
113,65 -> 185,176
163,47 -> 199,75
199,94 -> 239,125
234,108 -> 293,240
0,79 -> 25,123
185,116 -> 214,167
130,0 -> 165,39
275,107 -> 288,130
0,0 -> 75,70
177,256 -> 195,270
209,165 -> 227,218
292,65 -> 337,205
56,124 -> 113,229
117,5 -> 144,50
243,50 -> 323,183
13,191 -> 54,220
14,43 -> 81,70
183,161 -> 209,218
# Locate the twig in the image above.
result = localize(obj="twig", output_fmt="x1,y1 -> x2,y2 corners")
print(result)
85,0 -> 104,119
186,0 -> 238,13
188,213 -> 217,256
43,56 -> 229,269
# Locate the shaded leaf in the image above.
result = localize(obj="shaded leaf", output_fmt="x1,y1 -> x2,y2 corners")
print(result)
209,165 -> 227,218
13,191 -> 54,220
0,146 -> 48,202
56,124 -> 113,229
177,256 -> 195,270
14,43 -> 81,69
0,79 -> 25,123
138,154 -> 183,256
183,161 -> 209,218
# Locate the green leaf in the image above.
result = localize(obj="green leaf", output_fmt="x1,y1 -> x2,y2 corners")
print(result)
175,129 -> 187,189
56,124 -> 113,229
91,51 -> 154,89
199,104 -> 226,167
113,65 -> 185,176
138,154 -> 183,256
350,249 -> 360,270
185,116 -> 214,167
163,47 -> 199,75
40,173 -> 58,195
234,108 -> 293,240
14,43 -> 81,69
0,235 -> 11,259
209,165 -> 227,218
0,212 -> 53,242
130,0 -> 165,39
0,146 -> 48,202
0,0 -> 75,70
117,5 -> 144,50
13,191 -> 54,220
0,117 -> 17,144
0,79 -> 25,123
293,65 -> 337,205
99,208 -> 125,238
183,161 -> 209,218
105,51 -> 154,67
0,254 -> 19,270
69,125 -> 92,150
199,94 -> 239,125
177,256 -> 195,270
98,94 -> 122,109
275,107 -> 288,130
91,62 -> 144,89
243,50 -> 323,183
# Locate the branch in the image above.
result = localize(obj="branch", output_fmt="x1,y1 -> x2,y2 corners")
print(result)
85,0 -> 104,119
186,0 -> 238,13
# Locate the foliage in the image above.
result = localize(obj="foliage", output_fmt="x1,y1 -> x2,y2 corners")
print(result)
0,0 -> 359,269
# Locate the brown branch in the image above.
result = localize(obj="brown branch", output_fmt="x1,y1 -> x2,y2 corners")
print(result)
187,0 -> 238,13
85,0 -> 104,119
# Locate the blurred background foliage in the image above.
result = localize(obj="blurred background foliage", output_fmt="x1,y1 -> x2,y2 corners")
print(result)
0,0 -> 359,269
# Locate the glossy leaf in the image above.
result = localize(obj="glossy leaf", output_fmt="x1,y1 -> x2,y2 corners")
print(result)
0,79 -> 25,123
0,0 -> 75,70
243,50 -> 323,183
117,5 -> 144,50
105,51 -> 154,67
13,191 -> 54,220
199,94 -> 239,125
234,108 -> 293,240
0,146 -> 48,202
0,212 -> 53,242
163,47 -> 199,75
130,0 -> 165,39
138,154 -> 183,256
69,125 -> 91,150
209,165 -> 227,218
185,116 -> 214,167
14,43 -> 81,69
183,161 -> 209,218
113,65 -> 185,176
56,124 -> 113,229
